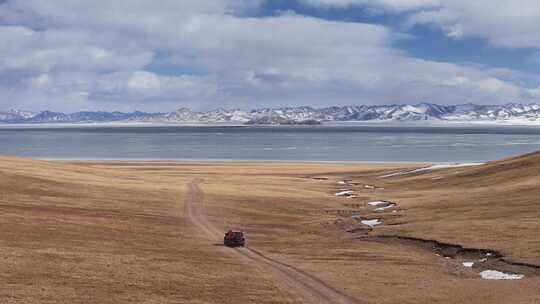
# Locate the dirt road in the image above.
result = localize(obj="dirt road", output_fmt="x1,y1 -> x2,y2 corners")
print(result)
185,179 -> 361,304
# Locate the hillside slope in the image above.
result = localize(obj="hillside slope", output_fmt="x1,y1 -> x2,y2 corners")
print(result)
371,151 -> 540,266
1,156 -> 539,303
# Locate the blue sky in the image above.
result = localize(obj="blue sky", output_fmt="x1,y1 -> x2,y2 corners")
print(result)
1,0 -> 540,112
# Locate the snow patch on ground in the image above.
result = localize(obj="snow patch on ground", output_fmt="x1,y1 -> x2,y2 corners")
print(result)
375,204 -> 395,211
480,270 -> 524,280
361,219 -> 382,227
337,181 -> 347,185
379,171 -> 408,178
462,262 -> 474,268
380,163 -> 483,178
426,163 -> 482,170
335,190 -> 354,197
368,201 -> 390,206
368,200 -> 396,211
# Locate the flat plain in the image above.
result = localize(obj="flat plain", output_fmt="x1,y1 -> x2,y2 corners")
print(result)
1,154 -> 539,303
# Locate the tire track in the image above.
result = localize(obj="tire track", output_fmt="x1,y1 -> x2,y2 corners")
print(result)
185,179 -> 363,304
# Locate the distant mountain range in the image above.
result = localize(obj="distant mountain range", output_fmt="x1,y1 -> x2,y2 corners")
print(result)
3,103 -> 540,125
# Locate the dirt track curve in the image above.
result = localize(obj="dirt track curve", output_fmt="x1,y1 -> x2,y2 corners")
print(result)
185,179 -> 362,304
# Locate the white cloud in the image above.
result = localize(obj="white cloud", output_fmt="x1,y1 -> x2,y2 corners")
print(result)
405,1 -> 540,49
0,0 -> 538,112
26,73 -> 51,89
126,72 -> 163,94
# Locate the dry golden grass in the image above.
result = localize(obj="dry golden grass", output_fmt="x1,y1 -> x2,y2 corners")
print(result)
1,155 -> 539,303
369,152 -> 540,265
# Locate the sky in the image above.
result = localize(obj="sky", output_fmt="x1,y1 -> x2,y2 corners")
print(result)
1,0 -> 540,112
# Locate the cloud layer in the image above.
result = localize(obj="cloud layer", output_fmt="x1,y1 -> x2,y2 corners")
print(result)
0,0 -> 539,111
305,0 -> 540,49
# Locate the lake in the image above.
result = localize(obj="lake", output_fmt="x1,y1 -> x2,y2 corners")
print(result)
2,124 -> 540,163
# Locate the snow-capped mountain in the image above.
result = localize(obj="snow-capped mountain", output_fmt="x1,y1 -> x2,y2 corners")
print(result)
0,109 -> 37,122
3,103 -> 540,125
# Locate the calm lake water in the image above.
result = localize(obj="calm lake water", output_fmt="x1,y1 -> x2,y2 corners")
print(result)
2,124 -> 540,163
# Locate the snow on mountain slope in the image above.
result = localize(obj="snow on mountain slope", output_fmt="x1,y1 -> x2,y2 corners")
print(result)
0,109 -> 37,122
4,103 -> 540,124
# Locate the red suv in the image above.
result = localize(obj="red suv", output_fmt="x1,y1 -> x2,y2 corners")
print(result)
224,230 -> 245,247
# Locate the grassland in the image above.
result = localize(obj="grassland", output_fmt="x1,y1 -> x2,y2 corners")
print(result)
0,155 -> 539,303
